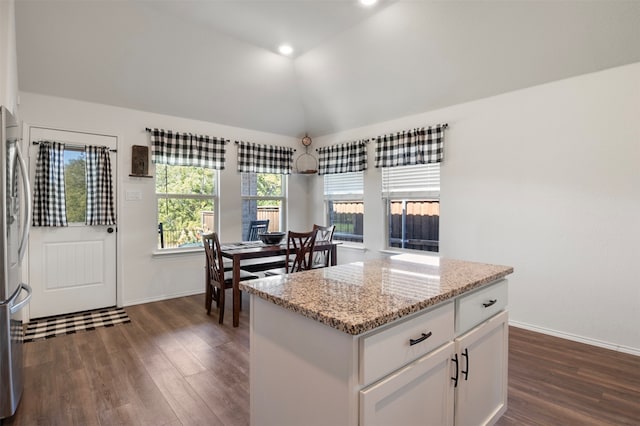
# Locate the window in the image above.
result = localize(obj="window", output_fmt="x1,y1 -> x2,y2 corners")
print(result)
64,148 -> 86,223
241,173 -> 286,240
156,164 -> 218,249
324,171 -> 364,243
382,163 -> 440,252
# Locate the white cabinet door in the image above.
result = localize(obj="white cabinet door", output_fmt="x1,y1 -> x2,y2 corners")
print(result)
360,342 -> 455,426
454,310 -> 508,426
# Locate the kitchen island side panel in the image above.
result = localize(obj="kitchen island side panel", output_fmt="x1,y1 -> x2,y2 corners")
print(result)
250,295 -> 359,426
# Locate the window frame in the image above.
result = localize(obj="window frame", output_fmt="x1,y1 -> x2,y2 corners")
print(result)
241,172 -> 288,236
63,146 -> 87,225
382,163 -> 440,253
155,164 -> 220,250
324,171 -> 364,244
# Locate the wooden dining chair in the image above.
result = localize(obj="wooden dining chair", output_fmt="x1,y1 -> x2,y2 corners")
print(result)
246,219 -> 270,241
264,229 -> 317,276
202,232 -> 258,324
311,224 -> 335,268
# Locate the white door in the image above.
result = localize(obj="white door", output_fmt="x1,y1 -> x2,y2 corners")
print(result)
27,126 -> 117,318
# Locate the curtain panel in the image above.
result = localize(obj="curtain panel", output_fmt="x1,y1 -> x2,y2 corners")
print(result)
149,128 -> 227,169
374,124 -> 447,168
32,141 -> 68,227
317,140 -> 368,175
236,141 -> 295,174
85,146 -> 116,226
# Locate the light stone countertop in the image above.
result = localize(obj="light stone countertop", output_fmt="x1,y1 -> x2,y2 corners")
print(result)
240,254 -> 514,335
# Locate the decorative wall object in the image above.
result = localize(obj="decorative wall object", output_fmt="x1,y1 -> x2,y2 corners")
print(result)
130,145 -> 151,177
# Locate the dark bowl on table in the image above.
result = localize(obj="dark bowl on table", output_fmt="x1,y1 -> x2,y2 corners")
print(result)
258,232 -> 286,245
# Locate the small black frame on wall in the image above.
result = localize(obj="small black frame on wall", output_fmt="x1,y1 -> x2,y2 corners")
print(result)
130,145 -> 152,177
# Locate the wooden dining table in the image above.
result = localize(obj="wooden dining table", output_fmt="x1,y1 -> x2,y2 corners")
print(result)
220,240 -> 339,327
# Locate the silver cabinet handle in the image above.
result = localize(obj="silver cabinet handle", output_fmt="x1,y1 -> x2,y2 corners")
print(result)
16,143 -> 32,263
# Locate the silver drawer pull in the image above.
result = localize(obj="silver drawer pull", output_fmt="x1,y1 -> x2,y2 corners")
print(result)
409,331 -> 432,346
482,299 -> 497,308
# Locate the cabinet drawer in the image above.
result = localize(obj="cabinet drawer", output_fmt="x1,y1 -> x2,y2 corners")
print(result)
455,279 -> 508,335
360,302 -> 454,386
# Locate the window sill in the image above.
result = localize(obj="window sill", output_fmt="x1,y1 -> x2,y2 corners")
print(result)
380,248 -> 440,257
152,247 -> 204,258
337,243 -> 366,251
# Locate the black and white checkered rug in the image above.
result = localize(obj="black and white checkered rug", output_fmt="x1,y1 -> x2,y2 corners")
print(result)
24,307 -> 131,343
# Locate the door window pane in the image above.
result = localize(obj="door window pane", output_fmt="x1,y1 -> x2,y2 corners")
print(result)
64,149 -> 86,223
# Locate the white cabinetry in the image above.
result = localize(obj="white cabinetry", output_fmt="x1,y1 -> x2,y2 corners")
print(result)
360,301 -> 454,385
454,310 -> 509,426
248,279 -> 509,426
360,342 -> 454,426
453,279 -> 509,426
359,302 -> 455,426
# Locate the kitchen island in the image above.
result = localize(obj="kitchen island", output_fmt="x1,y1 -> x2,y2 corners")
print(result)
240,254 -> 514,426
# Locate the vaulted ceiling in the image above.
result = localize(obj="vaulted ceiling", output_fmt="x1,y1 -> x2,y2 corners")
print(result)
14,0 -> 640,138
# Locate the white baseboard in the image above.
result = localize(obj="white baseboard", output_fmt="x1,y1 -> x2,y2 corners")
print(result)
509,320 -> 640,357
123,289 -> 203,308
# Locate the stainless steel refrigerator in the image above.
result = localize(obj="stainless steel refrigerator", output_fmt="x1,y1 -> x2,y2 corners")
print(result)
0,105 -> 32,420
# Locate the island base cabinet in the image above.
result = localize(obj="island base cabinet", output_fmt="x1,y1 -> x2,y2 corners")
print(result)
249,296 -> 359,426
454,310 -> 509,426
360,342 -> 454,426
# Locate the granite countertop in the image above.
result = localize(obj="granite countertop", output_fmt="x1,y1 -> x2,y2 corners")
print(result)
240,254 -> 514,335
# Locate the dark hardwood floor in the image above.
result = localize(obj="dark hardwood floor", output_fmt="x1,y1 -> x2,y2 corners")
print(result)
497,326 -> 640,426
5,295 -> 639,425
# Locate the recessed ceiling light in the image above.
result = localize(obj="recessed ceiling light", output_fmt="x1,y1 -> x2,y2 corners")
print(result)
359,0 -> 378,6
278,44 -> 294,56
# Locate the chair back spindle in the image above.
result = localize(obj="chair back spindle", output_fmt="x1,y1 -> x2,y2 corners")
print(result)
286,230 -> 318,273
247,219 -> 270,241
203,232 -> 225,287
312,224 -> 336,268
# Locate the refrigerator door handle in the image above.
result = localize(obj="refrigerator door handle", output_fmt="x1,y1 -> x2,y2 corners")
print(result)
7,283 -> 32,314
16,143 -> 32,263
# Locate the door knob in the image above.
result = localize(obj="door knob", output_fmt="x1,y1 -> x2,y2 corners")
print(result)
107,227 -> 115,233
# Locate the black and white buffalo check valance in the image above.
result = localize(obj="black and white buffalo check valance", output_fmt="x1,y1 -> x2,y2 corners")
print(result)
85,145 -> 116,226
236,141 -> 295,174
32,141 -> 67,227
317,140 -> 368,176
374,124 -> 447,168
149,128 -> 227,169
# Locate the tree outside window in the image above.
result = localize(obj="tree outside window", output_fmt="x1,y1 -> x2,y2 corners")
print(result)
64,149 -> 86,223
156,164 -> 217,249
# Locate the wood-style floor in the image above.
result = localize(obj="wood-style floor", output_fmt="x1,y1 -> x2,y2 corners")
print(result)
5,294 -> 640,425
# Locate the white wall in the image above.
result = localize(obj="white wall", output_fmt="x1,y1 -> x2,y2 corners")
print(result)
310,63 -> 640,354
18,93 -> 312,306
17,62 -> 640,353
0,0 -> 19,113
